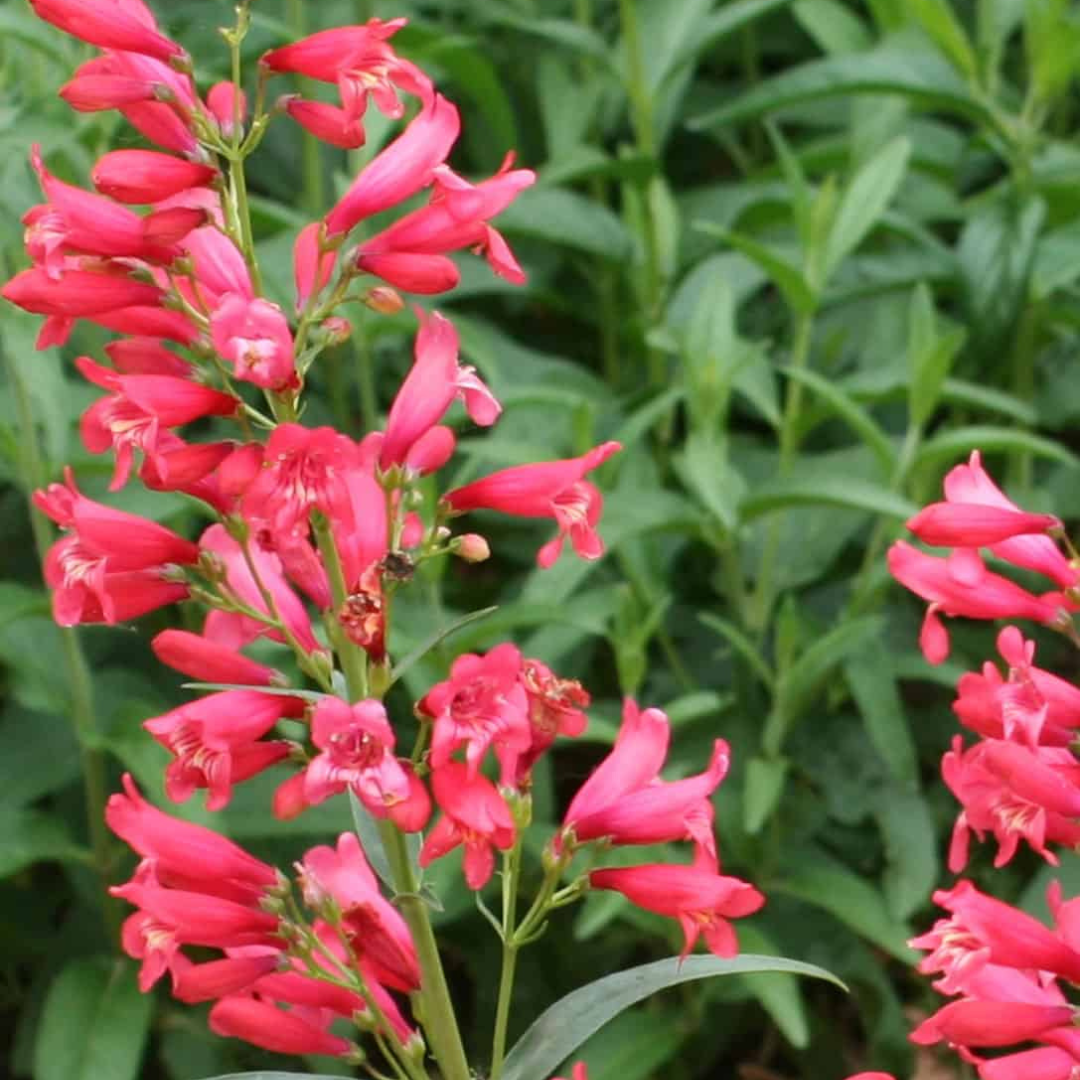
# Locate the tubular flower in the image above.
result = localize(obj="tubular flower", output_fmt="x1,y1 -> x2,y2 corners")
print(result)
210,293 -> 297,391
151,629 -> 284,688
514,658 -> 589,782
144,690 -> 304,810
301,697 -> 431,831
887,541 -> 1071,664
419,763 -> 516,890
75,355 -> 236,490
91,149 -> 215,204
206,81 -> 246,137
299,833 -> 421,991
379,311 -> 500,470
444,440 -> 622,567
418,642 -> 531,784
208,996 -> 352,1057
590,849 -> 765,959
28,0 -> 185,63
943,451 -> 1079,590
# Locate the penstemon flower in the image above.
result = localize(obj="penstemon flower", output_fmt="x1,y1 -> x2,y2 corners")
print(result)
4,3 -> 771,1079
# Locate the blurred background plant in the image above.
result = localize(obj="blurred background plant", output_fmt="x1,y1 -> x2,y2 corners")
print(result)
3,0 -> 1080,1078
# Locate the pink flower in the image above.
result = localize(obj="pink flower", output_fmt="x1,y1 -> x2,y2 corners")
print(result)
76,355 -> 236,490
91,150 -> 215,204
943,735 -> 1080,871
911,1000 -> 1075,1050
283,97 -> 366,150
60,71 -> 161,111
552,1066 -> 588,1080
293,222 -> 337,311
144,690 -> 303,810
182,226 -> 253,305
379,311 -> 500,469
514,658 -> 589,781
151,629 -> 284,688
419,643 -> 531,784
301,697 -> 430,831
29,0 -> 185,63
979,1048 -> 1080,1080
419,763 -> 516,889
907,503 -> 1062,549
324,94 -> 460,237
206,81 -> 246,137
590,849 -> 764,959
210,294 -> 297,391
911,880 -> 1080,993
357,155 -> 536,288
445,440 -> 622,567
943,451 -> 1079,590
199,524 -> 321,654
299,833 -> 420,991
208,996 -> 351,1057
887,541 -> 1070,664
106,773 -> 277,904
170,953 -> 281,1004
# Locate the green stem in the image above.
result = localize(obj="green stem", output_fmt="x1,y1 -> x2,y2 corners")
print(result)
490,842 -> 523,1080
3,338 -> 119,942
749,310 -> 815,636
315,517 -> 469,1080
287,0 -> 325,216
355,312 -> 379,434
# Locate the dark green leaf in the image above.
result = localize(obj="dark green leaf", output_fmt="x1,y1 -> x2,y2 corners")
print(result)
845,643 -> 919,787
499,187 -> 633,260
744,755 -> 790,834
917,425 -> 1079,468
390,606 -> 499,686
500,955 -> 844,1080
740,477 -> 917,520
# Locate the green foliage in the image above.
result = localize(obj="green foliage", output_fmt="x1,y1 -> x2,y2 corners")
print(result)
3,0 -> 1079,1077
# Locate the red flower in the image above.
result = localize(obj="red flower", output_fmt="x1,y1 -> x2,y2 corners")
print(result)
590,849 -> 764,959
91,150 -> 215,204
151,629 -> 284,688
419,763 -> 516,889
29,0 -> 185,63
445,440 -> 622,567
210,294 -> 297,391
208,996 -> 351,1057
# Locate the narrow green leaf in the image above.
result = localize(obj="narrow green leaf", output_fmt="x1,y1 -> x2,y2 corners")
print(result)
939,378 -> 1037,425
765,617 -> 883,755
500,955 -> 844,1080
348,790 -> 421,891
666,0 -> 793,84
499,187 -> 633,259
744,756 -> 790,834
823,136 -> 912,279
779,366 -> 895,474
181,683 -> 329,701
689,44 -> 995,132
740,477 -> 917,521
845,644 -> 919,787
699,612 -> 775,689
695,223 -> 816,313
909,0 -> 979,77
875,786 -> 938,921
34,958 -> 151,1080
735,926 -> 811,1048
390,606 -> 499,686
917,426 -> 1079,469
793,0 -> 873,53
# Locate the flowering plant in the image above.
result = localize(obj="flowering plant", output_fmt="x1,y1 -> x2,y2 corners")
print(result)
0,3 -> 841,1079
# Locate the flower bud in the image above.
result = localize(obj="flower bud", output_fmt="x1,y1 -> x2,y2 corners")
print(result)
322,316 -> 352,345
453,533 -> 490,563
363,285 -> 405,315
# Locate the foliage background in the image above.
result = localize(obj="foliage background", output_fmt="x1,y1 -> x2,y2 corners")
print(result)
3,0 -> 1080,1077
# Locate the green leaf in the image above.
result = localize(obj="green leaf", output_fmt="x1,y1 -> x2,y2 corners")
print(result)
689,42 -> 995,132
823,136 -> 911,280
570,1008 -> 685,1080
765,616 -> 884,755
390,606 -> 499,687
0,808 -> 88,877
739,477 -> 917,520
190,1075 -> 352,1080
674,433 -> 744,531
916,425 -> 1079,469
744,755 -> 790,834
909,0 -> 979,77
779,366 -> 895,474
695,223 -> 816,313
939,378 -> 1037,425
348,790 -> 421,892
907,283 -> 964,427
499,187 -> 633,260
668,0 -> 794,79
734,926 -> 811,1048
777,850 -> 917,961
875,786 -> 938,921
699,612 -> 775,689
844,643 -> 919,787
793,0 -> 873,53
500,955 -> 844,1080
34,958 -> 152,1080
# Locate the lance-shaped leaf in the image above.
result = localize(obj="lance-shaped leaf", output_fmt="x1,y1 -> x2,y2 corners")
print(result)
500,955 -> 844,1080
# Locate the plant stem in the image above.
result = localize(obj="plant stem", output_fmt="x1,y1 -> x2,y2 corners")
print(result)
490,841 -> 523,1080
315,517 -> 470,1080
286,0 -> 325,216
749,310 -> 815,636
3,336 -> 119,942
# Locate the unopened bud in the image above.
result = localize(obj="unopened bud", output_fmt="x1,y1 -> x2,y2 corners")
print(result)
453,533 -> 490,563
322,316 -> 352,345
363,286 -> 405,315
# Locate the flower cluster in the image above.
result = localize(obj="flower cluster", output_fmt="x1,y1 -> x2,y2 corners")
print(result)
891,452 -> 1080,1078
5,2 -> 763,1076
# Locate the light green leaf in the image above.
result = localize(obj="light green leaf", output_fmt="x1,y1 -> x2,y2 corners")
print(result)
699,612 -> 775,689
739,477 -> 917,520
910,0 -> 979,77
875,786 -> 938,921
916,426 -> 1079,469
939,379 -> 1036,425
667,0 -> 794,80
348,790 -> 421,892
744,755 -> 790,835
793,0 -> 873,53
34,958 -> 152,1080
499,187 -> 633,260
389,606 -> 499,687
500,955 -> 844,1080
823,136 -> 912,279
779,366 -> 895,474
695,223 -> 817,313
690,43 -> 995,132
845,644 -> 919,787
